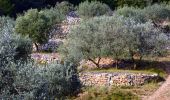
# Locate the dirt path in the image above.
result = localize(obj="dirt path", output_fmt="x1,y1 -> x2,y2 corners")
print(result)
146,58 -> 170,100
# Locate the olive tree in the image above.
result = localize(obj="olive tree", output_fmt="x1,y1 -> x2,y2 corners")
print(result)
77,1 -> 111,19
15,7 -> 66,51
59,16 -> 127,68
15,9 -> 49,51
60,16 -> 168,69
121,18 -> 168,69
59,20 -> 106,67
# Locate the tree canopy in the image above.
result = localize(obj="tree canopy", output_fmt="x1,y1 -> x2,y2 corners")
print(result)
59,16 -> 168,68
1,0 -> 170,17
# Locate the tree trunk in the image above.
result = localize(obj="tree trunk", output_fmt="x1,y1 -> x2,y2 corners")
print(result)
139,55 -> 143,61
115,59 -> 119,69
131,57 -> 137,69
89,57 -> 101,68
34,43 -> 39,52
129,51 -> 137,69
133,62 -> 137,70
139,55 -> 143,67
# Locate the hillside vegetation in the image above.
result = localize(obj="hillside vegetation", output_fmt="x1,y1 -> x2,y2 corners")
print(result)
0,1 -> 170,99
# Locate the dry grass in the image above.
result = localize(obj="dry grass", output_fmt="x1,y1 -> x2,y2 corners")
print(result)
88,68 -> 158,75
70,82 -> 160,100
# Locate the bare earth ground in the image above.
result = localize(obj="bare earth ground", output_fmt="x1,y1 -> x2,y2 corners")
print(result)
145,56 -> 170,100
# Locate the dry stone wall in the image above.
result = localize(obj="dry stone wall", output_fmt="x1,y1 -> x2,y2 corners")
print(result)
79,72 -> 158,86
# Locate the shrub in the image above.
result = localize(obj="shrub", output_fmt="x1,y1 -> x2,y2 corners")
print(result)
0,17 -> 32,62
13,35 -> 32,60
115,6 -> 147,23
0,16 -> 15,32
115,0 -> 151,8
0,27 -> 80,99
0,60 -> 80,99
41,7 -> 65,26
37,62 -> 80,99
0,19 -> 33,98
55,1 -> 74,16
143,4 -> 170,21
77,1 -> 111,19
115,4 -> 170,23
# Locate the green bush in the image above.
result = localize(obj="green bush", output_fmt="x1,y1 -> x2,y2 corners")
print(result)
115,4 -> 170,23
80,0 -> 116,9
55,1 -> 74,15
143,4 -> 170,21
115,0 -> 151,8
77,1 -> 111,19
36,62 -> 80,99
0,16 -> 15,32
0,17 -> 32,62
0,25 -> 80,99
0,19 -> 33,97
0,61 -> 80,99
41,6 -> 65,26
115,6 -> 147,23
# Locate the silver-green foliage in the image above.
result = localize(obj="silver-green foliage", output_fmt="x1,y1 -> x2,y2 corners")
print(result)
1,16 -> 80,99
37,62 -> 80,99
0,17 -> 33,98
54,1 -> 74,16
59,16 -> 127,67
0,34 -> 79,98
0,24 -> 79,98
0,61 -> 80,99
121,18 -> 168,59
77,1 -> 111,19
15,8 -> 65,46
60,16 -> 168,68
0,16 -> 15,33
0,16 -> 32,63
143,4 -> 170,21
115,6 -> 147,23
115,4 -> 170,23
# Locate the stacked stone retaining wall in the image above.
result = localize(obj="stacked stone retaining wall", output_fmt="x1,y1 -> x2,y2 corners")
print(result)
79,72 -> 158,86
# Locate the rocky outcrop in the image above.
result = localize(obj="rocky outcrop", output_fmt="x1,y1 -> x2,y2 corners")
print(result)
79,72 -> 159,86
